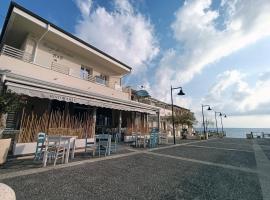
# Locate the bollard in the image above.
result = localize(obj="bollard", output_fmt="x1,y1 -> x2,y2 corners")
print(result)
0,183 -> 16,200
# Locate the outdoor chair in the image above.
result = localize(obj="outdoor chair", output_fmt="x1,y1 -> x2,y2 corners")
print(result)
53,136 -> 68,166
136,133 -> 147,148
34,132 -> 46,161
96,134 -> 111,157
159,133 -> 168,144
85,137 -> 96,157
149,133 -> 157,148
110,133 -> 118,153
149,131 -> 159,148
43,136 -> 67,167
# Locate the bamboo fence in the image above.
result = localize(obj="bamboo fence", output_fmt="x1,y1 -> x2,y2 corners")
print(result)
18,110 -> 94,143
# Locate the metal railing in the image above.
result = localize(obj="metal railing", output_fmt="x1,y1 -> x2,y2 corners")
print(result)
51,62 -> 70,75
1,44 -> 125,92
80,72 -> 96,83
95,76 -> 108,86
1,44 -> 34,63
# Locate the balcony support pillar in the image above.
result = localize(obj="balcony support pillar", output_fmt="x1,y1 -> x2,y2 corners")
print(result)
157,111 -> 160,131
92,107 -> 97,137
118,110 -> 122,136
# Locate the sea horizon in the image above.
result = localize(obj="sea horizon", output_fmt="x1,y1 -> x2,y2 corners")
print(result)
194,127 -> 270,138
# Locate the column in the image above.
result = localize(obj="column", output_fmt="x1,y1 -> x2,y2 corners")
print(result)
0,79 -> 4,95
146,113 -> 149,133
157,111 -> 160,131
92,107 -> 97,137
131,112 -> 133,133
118,110 -> 122,134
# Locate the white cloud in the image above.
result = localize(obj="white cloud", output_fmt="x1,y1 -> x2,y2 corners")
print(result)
239,76 -> 270,112
74,0 -> 159,73
204,69 -> 270,115
205,70 -> 249,102
151,0 -> 270,106
74,0 -> 92,18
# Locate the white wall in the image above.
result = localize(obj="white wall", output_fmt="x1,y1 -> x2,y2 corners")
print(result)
13,138 -> 93,156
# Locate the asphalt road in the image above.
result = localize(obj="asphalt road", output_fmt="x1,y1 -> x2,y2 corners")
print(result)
1,138 -> 268,200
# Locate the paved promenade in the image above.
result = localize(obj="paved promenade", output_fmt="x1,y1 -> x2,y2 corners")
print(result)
0,138 -> 269,200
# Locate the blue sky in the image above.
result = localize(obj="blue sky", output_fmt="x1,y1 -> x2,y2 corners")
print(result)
1,0 -> 270,128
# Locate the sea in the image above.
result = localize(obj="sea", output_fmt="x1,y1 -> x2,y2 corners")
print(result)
194,128 -> 270,138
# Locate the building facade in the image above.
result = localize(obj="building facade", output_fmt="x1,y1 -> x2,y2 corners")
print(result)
131,90 -> 194,136
0,3 -> 159,154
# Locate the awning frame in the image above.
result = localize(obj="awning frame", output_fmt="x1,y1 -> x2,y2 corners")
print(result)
4,74 -> 159,114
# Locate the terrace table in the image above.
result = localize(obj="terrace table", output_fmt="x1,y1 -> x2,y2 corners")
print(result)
43,135 -> 77,167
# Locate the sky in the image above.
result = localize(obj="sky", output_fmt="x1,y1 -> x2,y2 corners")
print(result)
1,0 -> 270,128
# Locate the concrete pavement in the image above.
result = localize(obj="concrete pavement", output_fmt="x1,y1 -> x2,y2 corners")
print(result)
0,138 -> 268,200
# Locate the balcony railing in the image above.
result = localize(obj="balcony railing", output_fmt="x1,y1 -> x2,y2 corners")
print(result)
1,45 -> 34,63
1,44 -> 123,91
51,62 -> 70,75
80,71 -> 96,83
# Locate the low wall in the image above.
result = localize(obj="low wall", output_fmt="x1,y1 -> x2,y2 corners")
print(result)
13,138 -> 94,156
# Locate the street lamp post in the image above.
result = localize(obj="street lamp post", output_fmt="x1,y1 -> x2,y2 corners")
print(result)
214,111 -> 227,136
219,113 -> 227,136
171,86 -> 185,144
214,111 -> 219,135
201,104 -> 211,139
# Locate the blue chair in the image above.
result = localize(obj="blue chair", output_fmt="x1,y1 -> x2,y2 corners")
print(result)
149,128 -> 159,148
110,133 -> 118,153
96,134 -> 111,157
34,132 -> 46,160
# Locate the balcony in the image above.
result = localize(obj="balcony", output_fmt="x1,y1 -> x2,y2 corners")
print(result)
1,45 -> 34,63
1,44 -> 122,91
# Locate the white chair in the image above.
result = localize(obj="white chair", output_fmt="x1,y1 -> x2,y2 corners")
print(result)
43,136 -> 67,167
85,137 -> 96,157
54,136 -> 68,166
136,132 -> 146,148
159,133 -> 168,144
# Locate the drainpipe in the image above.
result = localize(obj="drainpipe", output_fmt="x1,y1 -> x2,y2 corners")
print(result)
33,24 -> 50,63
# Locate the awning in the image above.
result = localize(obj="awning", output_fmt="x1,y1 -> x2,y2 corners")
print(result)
6,81 -> 157,114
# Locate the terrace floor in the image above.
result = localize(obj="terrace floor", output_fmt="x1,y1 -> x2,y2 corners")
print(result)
0,138 -> 270,200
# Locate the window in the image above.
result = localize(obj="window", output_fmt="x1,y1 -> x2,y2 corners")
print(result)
80,65 -> 93,80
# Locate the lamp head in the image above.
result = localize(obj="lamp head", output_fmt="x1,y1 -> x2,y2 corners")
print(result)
224,114 -> 227,118
207,106 -> 212,111
219,113 -> 222,117
177,88 -> 185,96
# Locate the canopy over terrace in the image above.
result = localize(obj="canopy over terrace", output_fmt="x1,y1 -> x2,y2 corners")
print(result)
2,73 -> 159,114
1,73 -> 160,144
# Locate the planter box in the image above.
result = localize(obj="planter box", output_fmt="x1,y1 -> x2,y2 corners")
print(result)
0,138 -> 11,164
